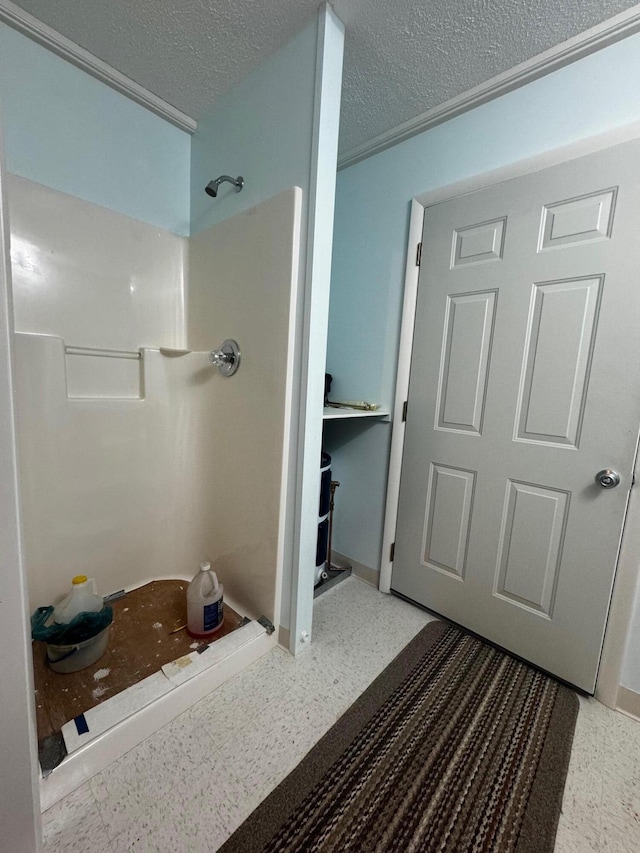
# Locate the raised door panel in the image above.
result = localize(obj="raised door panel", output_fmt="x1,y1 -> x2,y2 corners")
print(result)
515,276 -> 602,448
494,481 -> 569,617
539,188 -> 617,250
452,217 -> 506,266
422,464 -> 475,579
436,290 -> 497,434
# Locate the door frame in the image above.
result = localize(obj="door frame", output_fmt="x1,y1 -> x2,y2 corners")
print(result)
381,118 -> 640,708
0,113 -> 42,848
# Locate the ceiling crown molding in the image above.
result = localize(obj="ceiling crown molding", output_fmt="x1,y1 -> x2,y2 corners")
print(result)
338,4 -> 640,171
0,0 -> 197,134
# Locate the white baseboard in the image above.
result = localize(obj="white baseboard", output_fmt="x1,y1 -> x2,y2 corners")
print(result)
277,624 -> 290,651
616,685 -> 640,721
331,550 -> 380,589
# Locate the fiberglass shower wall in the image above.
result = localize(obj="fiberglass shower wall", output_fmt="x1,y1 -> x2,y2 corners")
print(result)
10,175 -> 298,634
186,187 -> 301,627
10,174 -> 187,609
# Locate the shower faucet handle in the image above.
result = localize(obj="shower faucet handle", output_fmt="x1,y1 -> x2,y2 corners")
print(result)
209,339 -> 241,376
209,350 -> 232,366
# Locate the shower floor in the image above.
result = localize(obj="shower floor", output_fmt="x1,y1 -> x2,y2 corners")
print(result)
32,579 -> 244,743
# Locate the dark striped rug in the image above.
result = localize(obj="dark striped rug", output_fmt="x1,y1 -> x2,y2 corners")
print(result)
221,621 -> 578,853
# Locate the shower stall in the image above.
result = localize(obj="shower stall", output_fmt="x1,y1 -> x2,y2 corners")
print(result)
0,9 -> 345,844
8,173 -> 302,808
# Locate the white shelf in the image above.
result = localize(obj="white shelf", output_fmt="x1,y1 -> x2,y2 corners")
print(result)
323,406 -> 390,421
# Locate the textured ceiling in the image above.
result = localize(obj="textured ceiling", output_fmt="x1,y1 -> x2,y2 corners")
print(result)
8,0 -> 640,157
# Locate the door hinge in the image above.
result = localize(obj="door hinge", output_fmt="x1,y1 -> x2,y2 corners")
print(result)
415,241 -> 422,266
390,542 -> 396,562
402,400 -> 408,422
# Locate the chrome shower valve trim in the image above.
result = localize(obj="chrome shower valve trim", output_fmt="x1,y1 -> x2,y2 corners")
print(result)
209,339 -> 241,376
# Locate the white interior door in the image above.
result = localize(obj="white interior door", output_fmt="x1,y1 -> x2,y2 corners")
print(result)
392,138 -> 640,692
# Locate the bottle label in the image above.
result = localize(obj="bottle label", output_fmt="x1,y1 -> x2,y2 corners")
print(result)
203,599 -> 223,632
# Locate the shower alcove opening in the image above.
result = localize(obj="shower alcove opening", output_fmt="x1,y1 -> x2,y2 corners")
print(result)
11,175 -> 302,810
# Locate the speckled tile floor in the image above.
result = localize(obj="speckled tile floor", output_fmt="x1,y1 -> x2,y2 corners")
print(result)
40,576 -> 640,852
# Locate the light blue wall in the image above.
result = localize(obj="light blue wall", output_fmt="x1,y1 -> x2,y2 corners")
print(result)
327,31 -> 640,573
190,19 -> 317,236
0,24 -> 191,235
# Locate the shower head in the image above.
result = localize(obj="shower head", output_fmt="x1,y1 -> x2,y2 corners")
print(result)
205,175 -> 244,197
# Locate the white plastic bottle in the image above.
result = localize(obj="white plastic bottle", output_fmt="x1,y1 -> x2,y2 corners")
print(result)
53,575 -> 103,624
187,562 -> 224,639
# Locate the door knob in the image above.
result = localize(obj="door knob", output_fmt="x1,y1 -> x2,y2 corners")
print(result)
595,469 -> 621,489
